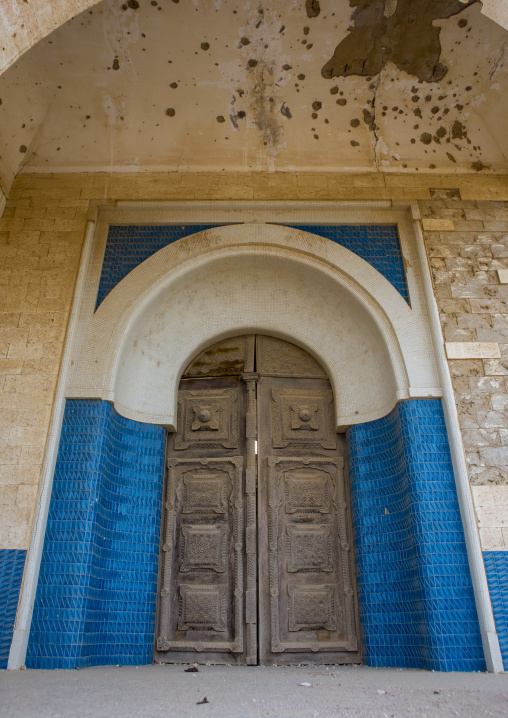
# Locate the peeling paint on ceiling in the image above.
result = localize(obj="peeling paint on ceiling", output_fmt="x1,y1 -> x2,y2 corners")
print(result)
0,0 -> 507,188
321,0 -> 478,82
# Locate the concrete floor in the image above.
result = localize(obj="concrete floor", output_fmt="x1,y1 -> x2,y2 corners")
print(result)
1,664 -> 508,718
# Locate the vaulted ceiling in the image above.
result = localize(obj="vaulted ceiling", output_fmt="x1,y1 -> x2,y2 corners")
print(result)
1,0 -> 508,191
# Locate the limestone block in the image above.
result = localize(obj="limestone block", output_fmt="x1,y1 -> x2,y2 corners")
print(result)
8,425 -> 47,448
445,342 -> 501,359
0,358 -> 23,374
0,504 -> 30,526
483,221 -> 508,231
16,484 -> 38,510
0,465 -> 40,485
471,298 -> 508,313
497,268 -> 508,283
478,446 -> 508,467
479,528 -> 505,551
476,505 -> 508,528
444,257 -> 475,270
0,485 -> 17,505
457,313 -> 493,333
491,243 -> 508,258
477,410 -> 508,429
452,220 -> 485,232
451,282 -> 490,299
19,445 -> 44,466
422,218 -> 455,231
461,429 -> 500,450
469,376 -> 505,395
484,359 -> 508,375
7,524 -> 30,550
438,298 -> 471,314
0,393 -> 18,410
471,466 -> 508,484
22,219 -> 55,232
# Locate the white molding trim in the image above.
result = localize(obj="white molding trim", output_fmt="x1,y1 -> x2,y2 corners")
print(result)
410,203 -> 504,673
67,212 -> 440,430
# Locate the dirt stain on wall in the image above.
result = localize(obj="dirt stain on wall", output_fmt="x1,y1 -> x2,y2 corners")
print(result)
321,0 -> 478,82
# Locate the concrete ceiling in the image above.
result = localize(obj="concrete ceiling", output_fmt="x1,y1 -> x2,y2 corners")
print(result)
1,0 -> 508,190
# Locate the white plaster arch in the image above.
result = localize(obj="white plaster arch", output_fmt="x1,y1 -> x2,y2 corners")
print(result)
67,223 -> 441,429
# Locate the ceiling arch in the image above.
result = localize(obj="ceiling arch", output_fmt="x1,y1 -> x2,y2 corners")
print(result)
1,0 -> 508,191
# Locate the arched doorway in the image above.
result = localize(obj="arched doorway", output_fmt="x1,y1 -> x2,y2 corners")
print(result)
155,335 -> 361,666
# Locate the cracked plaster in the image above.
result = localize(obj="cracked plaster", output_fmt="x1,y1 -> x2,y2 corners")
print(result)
0,0 -> 508,190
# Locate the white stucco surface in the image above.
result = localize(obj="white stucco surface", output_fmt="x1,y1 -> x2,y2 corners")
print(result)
67,222 -> 441,429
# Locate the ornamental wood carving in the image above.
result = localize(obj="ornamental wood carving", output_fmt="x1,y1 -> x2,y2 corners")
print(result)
157,337 -> 361,666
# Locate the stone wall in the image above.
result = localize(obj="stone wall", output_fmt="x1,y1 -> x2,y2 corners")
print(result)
421,195 -> 508,550
1,171 -> 508,554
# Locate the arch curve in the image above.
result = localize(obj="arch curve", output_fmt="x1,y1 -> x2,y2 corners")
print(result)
68,223 -> 440,429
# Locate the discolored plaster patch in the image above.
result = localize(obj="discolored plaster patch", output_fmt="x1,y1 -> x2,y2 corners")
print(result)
321,0 -> 478,82
305,0 -> 321,19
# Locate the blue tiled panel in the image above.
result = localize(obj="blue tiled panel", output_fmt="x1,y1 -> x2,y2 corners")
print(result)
96,225 -> 222,308
347,400 -> 485,671
289,224 -> 409,303
0,549 -> 26,669
97,224 -> 408,309
26,400 -> 166,669
484,552 -> 508,670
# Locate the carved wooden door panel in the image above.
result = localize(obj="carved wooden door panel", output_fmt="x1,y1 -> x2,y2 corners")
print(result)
155,335 -> 361,666
257,375 -> 361,665
154,376 -> 251,665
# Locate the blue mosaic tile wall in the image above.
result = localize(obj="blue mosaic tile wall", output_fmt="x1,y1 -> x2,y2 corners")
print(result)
0,549 -> 26,669
96,224 -> 222,308
347,399 -> 485,671
26,400 -> 166,669
97,224 -> 408,309
484,552 -> 508,670
289,224 -> 409,303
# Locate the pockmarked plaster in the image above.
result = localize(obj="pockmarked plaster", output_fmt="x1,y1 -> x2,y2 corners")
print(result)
1,0 -> 508,188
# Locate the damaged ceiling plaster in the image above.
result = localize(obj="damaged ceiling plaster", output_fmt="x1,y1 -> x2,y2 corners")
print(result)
0,0 -> 507,189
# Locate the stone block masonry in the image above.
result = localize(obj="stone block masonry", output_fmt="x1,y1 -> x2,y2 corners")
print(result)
1,171 -> 508,668
1,171 -> 508,553
420,197 -> 508,494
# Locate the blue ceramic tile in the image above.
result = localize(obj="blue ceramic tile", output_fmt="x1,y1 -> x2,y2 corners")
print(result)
0,549 -> 26,669
347,400 -> 485,671
483,552 -> 508,670
289,224 -> 409,303
96,225 -> 222,308
97,224 -> 409,310
26,400 -> 166,669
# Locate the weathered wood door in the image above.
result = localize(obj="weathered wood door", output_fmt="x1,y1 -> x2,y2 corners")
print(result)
155,335 -> 361,665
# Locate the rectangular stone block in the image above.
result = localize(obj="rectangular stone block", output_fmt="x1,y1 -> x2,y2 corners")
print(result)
479,528 -> 505,551
445,342 -> 501,359
497,268 -> 508,284
422,218 -> 455,231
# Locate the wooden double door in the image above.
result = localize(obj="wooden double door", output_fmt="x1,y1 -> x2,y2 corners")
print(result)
155,335 -> 361,665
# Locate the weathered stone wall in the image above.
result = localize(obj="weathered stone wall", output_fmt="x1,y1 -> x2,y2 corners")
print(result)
0,0 -> 100,75
1,170 -> 508,553
421,193 -> 508,550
